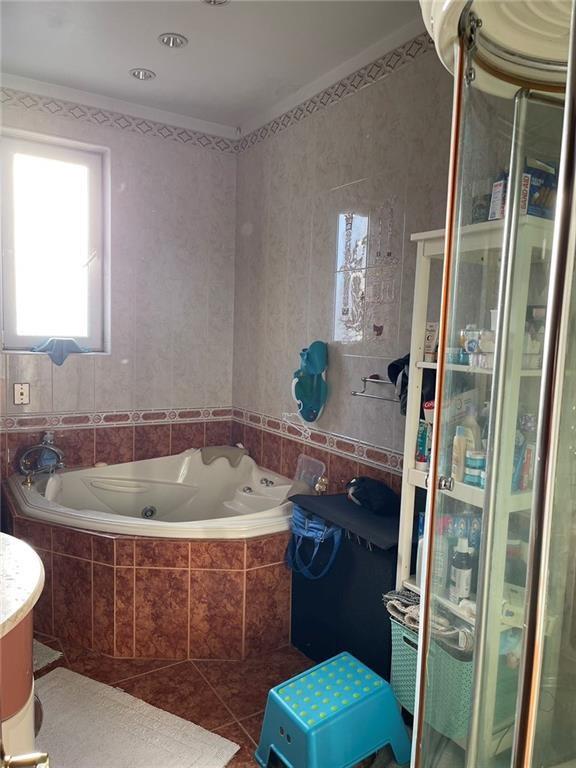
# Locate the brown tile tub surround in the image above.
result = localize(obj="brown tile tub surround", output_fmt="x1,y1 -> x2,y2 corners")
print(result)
0,411 -> 402,495
3,414 -> 401,666
4,485 -> 291,662
0,420 -> 236,476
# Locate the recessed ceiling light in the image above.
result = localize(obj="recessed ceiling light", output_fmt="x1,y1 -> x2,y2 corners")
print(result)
130,68 -> 156,81
158,32 -> 188,49
204,0 -> 230,6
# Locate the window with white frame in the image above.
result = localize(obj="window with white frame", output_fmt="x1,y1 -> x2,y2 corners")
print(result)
1,133 -> 107,351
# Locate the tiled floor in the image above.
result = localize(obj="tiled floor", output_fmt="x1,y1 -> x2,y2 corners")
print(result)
34,632 -> 315,767
35,633 -> 397,766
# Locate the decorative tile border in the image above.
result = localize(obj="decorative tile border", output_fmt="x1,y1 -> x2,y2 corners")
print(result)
233,407 -> 403,475
0,86 -> 239,153
237,33 -> 434,151
1,406 -> 233,431
1,33 -> 432,155
0,404 -> 403,475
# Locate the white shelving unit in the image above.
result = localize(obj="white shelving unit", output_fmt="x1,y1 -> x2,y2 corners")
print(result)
395,216 -> 551,617
392,215 -> 554,757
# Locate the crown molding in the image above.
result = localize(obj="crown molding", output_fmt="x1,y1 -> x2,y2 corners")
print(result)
238,30 -> 433,151
241,15 -> 426,136
0,73 -> 238,139
1,28 -> 432,155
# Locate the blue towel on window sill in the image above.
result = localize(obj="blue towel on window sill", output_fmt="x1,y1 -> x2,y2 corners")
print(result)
31,337 -> 89,366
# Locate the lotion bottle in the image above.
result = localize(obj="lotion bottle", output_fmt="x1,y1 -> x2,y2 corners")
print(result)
452,426 -> 468,482
463,405 -> 482,450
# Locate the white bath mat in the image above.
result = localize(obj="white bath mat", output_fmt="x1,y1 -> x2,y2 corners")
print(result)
35,668 -> 239,768
33,640 -> 63,672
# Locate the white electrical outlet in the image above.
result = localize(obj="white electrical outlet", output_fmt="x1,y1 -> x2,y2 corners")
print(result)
13,383 -> 30,405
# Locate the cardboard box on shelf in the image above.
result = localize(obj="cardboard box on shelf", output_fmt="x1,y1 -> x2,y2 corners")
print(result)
488,178 -> 506,221
524,158 -> 557,220
487,159 -> 558,222
444,388 -> 478,424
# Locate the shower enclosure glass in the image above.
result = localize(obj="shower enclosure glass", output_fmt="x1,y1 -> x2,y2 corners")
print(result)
413,6 -> 575,767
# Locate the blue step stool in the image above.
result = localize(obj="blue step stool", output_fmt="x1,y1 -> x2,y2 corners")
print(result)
255,652 -> 411,768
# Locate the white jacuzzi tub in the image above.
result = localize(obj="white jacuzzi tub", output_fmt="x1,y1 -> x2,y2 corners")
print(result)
8,449 -> 296,539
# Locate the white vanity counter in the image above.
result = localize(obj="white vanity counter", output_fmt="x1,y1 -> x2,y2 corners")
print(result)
0,532 -> 45,638
1,531 -> 45,755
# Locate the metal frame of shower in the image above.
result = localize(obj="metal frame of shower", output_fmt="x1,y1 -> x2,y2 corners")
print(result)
411,2 -> 576,767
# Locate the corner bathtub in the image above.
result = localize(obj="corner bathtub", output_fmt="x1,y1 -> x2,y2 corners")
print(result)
8,449 -> 294,539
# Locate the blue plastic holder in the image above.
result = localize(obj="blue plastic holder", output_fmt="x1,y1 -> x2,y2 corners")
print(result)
255,652 -> 411,768
291,340 -> 328,423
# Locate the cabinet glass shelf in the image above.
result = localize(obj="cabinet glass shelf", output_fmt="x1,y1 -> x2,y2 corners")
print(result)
407,468 -> 533,511
403,575 -> 551,637
415,360 -> 542,377
411,214 -> 553,261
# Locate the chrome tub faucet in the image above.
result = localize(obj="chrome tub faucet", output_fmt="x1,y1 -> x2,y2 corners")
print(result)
19,432 -> 65,487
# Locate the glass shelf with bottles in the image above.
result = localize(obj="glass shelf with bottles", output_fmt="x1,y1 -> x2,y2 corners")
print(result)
407,376 -> 539,630
417,306 -> 546,377
412,365 -> 540,505
407,505 -> 530,634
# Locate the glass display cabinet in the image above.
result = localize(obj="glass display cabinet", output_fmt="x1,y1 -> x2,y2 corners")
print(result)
397,2 -> 576,767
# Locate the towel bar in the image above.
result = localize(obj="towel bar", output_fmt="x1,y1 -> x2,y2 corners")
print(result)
351,377 -> 398,403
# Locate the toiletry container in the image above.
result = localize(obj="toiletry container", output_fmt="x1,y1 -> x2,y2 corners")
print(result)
449,537 -> 473,604
431,516 -> 450,591
451,426 -> 469,482
462,405 -> 482,450
415,512 -> 425,587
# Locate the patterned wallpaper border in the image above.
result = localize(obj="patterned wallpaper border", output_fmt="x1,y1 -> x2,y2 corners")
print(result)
1,33 -> 433,155
0,405 -> 403,475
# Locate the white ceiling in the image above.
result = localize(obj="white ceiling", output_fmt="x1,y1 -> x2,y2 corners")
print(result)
1,1 -> 423,134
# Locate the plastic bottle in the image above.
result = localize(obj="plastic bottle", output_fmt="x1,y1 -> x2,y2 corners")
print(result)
451,426 -> 469,482
449,537 -> 472,604
480,401 -> 491,449
415,511 -> 425,587
431,516 -> 450,592
462,405 -> 483,450
44,473 -> 62,503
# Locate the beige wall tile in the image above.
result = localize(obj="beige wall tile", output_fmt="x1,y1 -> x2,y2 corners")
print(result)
232,49 -> 452,453
52,356 -> 95,413
2,44 -> 451,458
6,354 -> 53,414
2,106 -> 236,416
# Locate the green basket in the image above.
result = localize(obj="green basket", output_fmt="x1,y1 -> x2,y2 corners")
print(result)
390,619 -> 420,713
390,619 -> 519,744
390,619 -> 473,743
